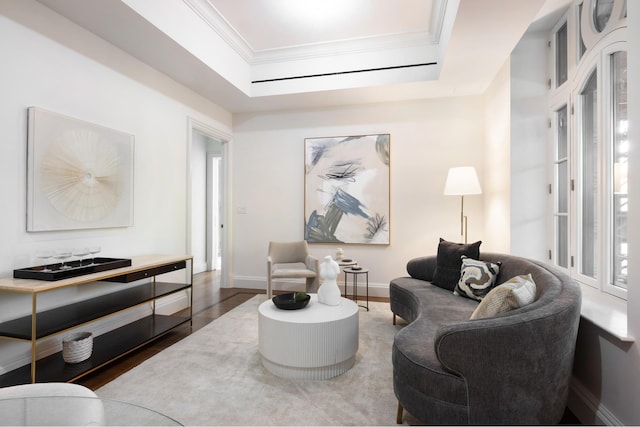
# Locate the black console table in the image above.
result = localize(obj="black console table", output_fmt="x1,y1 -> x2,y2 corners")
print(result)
0,254 -> 193,386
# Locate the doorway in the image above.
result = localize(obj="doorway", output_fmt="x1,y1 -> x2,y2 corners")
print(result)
187,117 -> 231,287
207,152 -> 222,271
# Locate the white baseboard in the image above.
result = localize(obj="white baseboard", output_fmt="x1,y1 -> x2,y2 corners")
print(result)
232,275 -> 390,298
155,290 -> 190,315
568,376 -> 622,425
192,261 -> 208,275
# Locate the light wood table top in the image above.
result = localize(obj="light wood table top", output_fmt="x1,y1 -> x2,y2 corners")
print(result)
0,254 -> 192,294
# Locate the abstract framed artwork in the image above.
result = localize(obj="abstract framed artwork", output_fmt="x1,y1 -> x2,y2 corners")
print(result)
304,134 -> 390,245
27,107 -> 134,231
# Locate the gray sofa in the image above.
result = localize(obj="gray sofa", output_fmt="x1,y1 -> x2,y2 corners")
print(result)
390,252 -> 581,425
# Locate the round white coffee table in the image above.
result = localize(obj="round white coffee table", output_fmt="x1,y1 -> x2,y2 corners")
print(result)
258,294 -> 358,380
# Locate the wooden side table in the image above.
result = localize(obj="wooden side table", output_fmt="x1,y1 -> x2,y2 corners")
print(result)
343,267 -> 369,311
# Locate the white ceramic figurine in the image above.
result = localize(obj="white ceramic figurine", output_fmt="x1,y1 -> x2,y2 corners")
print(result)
318,255 -> 341,306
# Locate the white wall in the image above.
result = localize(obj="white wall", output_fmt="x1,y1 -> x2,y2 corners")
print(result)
509,31 -> 549,261
231,97 -> 489,295
0,1 -> 232,275
0,0 -> 231,372
482,59 -> 511,253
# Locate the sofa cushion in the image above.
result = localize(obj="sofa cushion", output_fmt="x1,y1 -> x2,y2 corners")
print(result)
432,238 -> 481,291
454,256 -> 501,301
470,274 -> 537,319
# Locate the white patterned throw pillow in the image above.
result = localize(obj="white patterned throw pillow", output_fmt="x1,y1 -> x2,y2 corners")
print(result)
470,274 -> 537,319
453,256 -> 501,301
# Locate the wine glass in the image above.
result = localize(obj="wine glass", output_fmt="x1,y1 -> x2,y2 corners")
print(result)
55,249 -> 72,270
88,246 -> 101,265
73,247 -> 90,267
35,250 -> 54,272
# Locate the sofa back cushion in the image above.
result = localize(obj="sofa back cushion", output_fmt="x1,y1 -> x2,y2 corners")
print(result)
432,238 -> 482,291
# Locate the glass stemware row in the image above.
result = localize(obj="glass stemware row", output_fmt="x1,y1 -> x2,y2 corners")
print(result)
35,246 -> 101,271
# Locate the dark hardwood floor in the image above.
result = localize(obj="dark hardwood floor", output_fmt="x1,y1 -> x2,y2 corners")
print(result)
77,271 -> 387,391
77,271 -> 261,390
76,271 -> 580,424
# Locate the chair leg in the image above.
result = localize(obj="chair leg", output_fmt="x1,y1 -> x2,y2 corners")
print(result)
396,402 -> 403,424
393,313 -> 396,325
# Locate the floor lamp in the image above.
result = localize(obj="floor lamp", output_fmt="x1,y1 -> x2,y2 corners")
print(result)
444,167 -> 482,244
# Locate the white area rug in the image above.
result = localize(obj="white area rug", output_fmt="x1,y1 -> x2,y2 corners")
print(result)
96,295 -> 401,426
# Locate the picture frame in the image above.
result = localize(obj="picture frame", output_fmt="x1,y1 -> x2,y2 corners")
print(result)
304,134 -> 390,245
26,107 -> 135,232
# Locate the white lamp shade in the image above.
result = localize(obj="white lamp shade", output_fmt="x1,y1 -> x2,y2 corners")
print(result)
444,167 -> 482,195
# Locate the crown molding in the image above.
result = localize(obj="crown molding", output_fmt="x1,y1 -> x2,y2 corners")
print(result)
182,0 -> 254,61
182,0 -> 451,66
251,31 -> 436,64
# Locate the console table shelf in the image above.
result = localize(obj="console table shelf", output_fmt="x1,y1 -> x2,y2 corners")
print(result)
0,282 -> 190,340
0,255 -> 193,386
0,314 -> 190,386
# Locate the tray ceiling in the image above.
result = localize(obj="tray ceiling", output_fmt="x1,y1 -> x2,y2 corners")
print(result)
35,0 -> 556,112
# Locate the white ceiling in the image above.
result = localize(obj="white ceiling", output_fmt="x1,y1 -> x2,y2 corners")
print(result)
210,0 -> 438,52
35,0 -> 565,113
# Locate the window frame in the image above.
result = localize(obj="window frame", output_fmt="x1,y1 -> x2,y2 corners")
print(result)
549,101 -> 572,272
573,62 -> 600,289
547,0 -> 627,300
601,41 -> 628,298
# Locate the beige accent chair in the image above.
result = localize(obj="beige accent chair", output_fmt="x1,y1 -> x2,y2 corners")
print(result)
0,382 -> 105,425
267,241 -> 319,298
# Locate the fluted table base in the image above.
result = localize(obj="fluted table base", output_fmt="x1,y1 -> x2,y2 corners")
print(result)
258,294 -> 359,380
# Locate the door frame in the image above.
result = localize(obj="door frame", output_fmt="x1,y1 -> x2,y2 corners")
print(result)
186,117 -> 233,287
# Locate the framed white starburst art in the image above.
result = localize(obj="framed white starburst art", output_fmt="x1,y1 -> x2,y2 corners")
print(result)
27,107 -> 134,231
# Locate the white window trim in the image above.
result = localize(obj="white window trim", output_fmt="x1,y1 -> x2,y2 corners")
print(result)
547,1 -> 630,341
579,282 -> 632,341
601,41 -> 628,299
572,61 -> 599,289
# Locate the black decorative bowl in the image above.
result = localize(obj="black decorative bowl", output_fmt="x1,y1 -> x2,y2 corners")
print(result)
272,292 -> 311,310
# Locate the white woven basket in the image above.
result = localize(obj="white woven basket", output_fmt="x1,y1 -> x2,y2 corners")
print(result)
62,332 -> 93,364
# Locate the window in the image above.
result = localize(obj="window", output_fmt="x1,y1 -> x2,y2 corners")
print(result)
610,50 -> 628,290
594,0 -> 614,32
577,3 -> 587,64
548,0 -> 627,299
553,105 -> 570,269
555,22 -> 568,88
578,69 -> 598,281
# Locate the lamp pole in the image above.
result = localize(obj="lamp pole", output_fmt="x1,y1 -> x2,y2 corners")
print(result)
460,195 -> 470,244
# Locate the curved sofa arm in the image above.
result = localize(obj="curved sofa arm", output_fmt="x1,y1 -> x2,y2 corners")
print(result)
406,256 -> 437,281
434,293 -> 581,424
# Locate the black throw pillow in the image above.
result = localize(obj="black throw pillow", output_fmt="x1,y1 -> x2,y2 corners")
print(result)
431,238 -> 482,291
